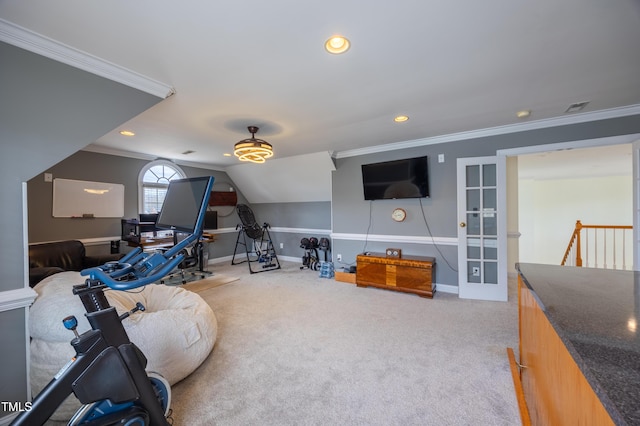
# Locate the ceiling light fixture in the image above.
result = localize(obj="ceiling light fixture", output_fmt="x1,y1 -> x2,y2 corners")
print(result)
394,115 -> 409,123
234,126 -> 274,164
119,130 -> 135,136
516,110 -> 531,119
325,35 -> 350,54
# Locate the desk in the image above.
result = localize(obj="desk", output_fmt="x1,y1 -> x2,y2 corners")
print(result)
127,237 -> 175,250
127,233 -> 216,250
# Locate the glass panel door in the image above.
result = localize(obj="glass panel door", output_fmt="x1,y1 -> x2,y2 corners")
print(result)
457,156 -> 507,301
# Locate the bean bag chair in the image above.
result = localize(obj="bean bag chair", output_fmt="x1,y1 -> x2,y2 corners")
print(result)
29,271 -> 217,421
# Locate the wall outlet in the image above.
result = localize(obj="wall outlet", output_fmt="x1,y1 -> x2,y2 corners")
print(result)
472,266 -> 480,276
438,154 -> 445,163
279,243 -> 284,249
336,254 -> 342,262
44,173 -> 53,182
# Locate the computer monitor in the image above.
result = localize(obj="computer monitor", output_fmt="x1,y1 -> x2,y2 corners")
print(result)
155,177 -> 214,235
139,213 -> 158,234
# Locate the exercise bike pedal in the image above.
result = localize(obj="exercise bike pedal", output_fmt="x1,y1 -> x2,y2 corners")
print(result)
68,373 -> 170,426
69,402 -> 148,425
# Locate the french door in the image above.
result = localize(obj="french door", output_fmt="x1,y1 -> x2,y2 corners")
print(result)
457,156 -> 507,301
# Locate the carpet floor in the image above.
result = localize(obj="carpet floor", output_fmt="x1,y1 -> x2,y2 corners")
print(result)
167,261 -> 521,425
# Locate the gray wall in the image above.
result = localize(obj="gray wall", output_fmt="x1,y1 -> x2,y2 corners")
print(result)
0,41 -> 163,420
251,202 -> 332,262
27,151 -> 246,244
331,115 -> 640,287
27,153 -> 334,265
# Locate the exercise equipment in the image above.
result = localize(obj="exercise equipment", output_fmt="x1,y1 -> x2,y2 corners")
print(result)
11,176 -> 214,426
300,237 -> 320,270
231,204 -> 281,273
318,237 -> 331,261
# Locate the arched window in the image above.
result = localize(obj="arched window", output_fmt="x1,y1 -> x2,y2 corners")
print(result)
138,160 -> 186,214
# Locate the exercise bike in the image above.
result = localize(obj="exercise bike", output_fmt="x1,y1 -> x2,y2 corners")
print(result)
12,176 -> 214,426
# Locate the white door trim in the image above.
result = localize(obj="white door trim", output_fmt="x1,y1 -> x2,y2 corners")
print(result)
457,156 -> 508,301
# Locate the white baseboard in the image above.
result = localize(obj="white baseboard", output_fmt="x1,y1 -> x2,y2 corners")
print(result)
207,256 -> 460,294
435,283 -> 458,294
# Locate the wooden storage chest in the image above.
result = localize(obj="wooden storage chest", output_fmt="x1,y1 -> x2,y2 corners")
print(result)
356,253 -> 435,298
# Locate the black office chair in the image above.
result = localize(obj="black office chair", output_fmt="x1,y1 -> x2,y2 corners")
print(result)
161,234 -> 208,284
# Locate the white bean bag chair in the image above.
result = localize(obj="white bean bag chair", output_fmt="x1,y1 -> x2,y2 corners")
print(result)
29,271 -> 217,421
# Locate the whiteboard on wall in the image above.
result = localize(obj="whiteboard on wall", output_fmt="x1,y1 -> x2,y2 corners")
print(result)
53,178 -> 124,218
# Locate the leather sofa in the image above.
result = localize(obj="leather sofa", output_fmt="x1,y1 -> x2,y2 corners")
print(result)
28,240 -> 123,287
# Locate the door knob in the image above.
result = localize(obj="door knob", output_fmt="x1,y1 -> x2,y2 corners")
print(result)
460,222 -> 466,228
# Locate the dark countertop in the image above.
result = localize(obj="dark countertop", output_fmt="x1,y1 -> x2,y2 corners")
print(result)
516,263 -> 640,426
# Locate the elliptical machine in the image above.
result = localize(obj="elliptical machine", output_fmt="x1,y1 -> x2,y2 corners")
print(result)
11,176 -> 214,426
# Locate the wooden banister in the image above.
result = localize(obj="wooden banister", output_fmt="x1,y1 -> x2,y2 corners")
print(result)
561,220 -> 633,269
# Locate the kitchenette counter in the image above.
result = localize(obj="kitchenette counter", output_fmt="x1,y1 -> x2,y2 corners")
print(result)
516,263 -> 639,425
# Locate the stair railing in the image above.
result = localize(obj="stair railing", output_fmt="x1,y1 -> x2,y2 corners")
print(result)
561,220 -> 633,269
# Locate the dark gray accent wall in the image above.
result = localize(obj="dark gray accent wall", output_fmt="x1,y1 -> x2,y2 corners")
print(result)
1,41 -> 162,292
1,41 -> 163,422
27,151 -> 246,243
331,115 -> 640,287
0,309 -> 27,418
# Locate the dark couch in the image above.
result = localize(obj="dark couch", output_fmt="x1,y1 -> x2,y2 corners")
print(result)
28,240 -> 123,287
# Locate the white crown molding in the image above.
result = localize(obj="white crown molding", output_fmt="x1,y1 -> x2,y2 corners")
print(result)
82,144 -> 227,172
0,19 -> 174,99
335,103 -> 640,159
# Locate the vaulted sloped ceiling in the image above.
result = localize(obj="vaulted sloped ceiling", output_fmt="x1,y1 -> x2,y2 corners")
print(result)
226,152 -> 336,204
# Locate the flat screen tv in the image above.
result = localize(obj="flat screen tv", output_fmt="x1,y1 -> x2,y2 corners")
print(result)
361,156 -> 429,200
155,176 -> 214,234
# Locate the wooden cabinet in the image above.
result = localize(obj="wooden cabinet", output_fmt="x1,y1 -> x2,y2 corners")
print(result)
208,191 -> 238,206
518,275 -> 614,425
356,253 -> 435,298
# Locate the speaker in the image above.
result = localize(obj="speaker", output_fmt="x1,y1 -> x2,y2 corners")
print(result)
385,248 -> 402,258
204,210 -> 218,229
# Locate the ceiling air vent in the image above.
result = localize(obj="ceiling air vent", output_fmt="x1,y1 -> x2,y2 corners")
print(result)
565,101 -> 590,113
182,150 -> 195,155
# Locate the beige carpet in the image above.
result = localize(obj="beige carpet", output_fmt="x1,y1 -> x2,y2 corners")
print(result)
36,262 -> 519,425
180,274 -> 240,293
168,261 -> 521,425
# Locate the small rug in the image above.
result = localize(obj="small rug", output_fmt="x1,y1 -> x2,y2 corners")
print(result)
180,274 -> 240,294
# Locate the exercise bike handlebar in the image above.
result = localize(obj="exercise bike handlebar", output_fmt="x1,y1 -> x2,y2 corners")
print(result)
80,254 -> 184,291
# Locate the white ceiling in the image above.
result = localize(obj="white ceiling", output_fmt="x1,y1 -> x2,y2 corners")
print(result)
518,143 -> 632,180
2,0 -> 640,169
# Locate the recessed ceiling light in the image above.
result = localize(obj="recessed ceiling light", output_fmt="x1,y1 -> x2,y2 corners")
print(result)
516,110 -> 531,119
223,153 -> 232,157
394,115 -> 409,123
119,130 -> 135,136
325,35 -> 350,54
